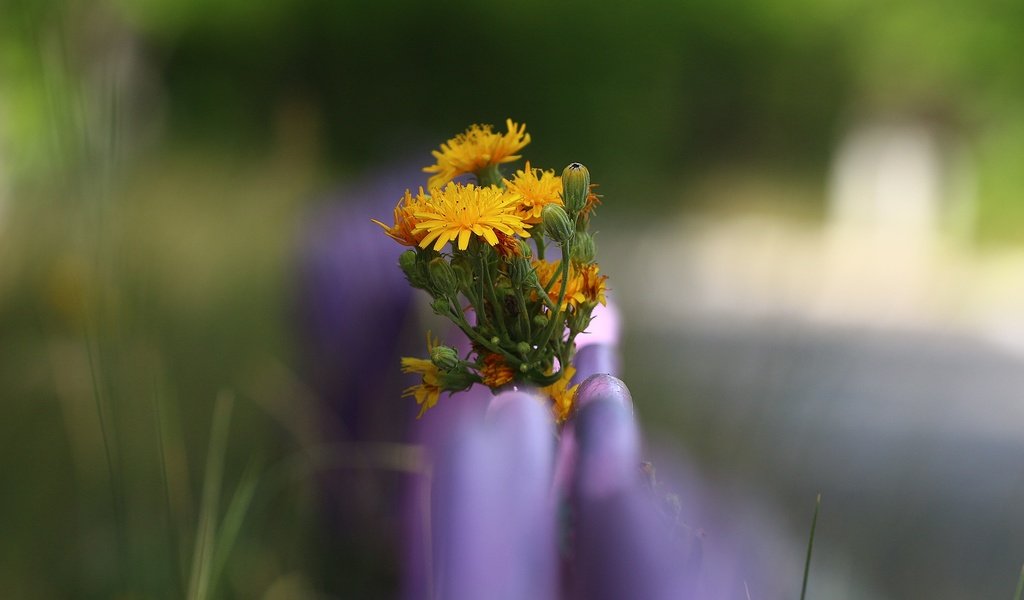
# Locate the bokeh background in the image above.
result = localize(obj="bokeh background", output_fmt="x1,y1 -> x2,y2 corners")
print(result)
3,0 -> 1024,598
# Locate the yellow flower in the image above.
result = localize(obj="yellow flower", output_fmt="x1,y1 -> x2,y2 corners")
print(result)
372,188 -> 429,247
543,365 -> 579,423
503,161 -> 563,224
532,259 -> 587,311
579,263 -> 608,306
423,119 -> 531,189
413,182 -> 531,252
532,260 -> 609,311
479,352 -> 516,388
401,333 -> 443,418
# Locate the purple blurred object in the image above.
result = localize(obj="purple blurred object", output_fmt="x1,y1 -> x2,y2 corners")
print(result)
426,390 -> 557,600
295,162 -> 421,441
566,375 -> 690,600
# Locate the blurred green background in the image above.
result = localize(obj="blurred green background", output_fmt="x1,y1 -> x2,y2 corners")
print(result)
3,0 -> 1024,598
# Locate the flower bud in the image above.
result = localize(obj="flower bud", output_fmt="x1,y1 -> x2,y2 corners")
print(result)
517,239 -> 533,259
533,314 -> 549,328
428,257 -> 458,296
541,204 -> 574,245
562,162 -> 590,215
570,231 -> 597,264
440,368 -> 476,392
430,344 -> 460,371
399,250 -> 429,288
516,341 -> 532,357
431,297 -> 450,316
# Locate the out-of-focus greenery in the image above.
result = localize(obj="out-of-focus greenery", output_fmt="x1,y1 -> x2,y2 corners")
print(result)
2,0 -> 1024,597
5,0 -> 1024,235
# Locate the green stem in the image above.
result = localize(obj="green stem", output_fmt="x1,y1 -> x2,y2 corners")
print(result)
530,254 -> 571,364
535,235 -> 546,260
448,302 -> 521,367
515,288 -> 532,341
476,164 -> 503,187
480,250 -> 510,342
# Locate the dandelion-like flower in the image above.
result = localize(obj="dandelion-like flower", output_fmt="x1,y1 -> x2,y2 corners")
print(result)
532,260 -> 609,311
532,259 -> 587,311
504,161 -> 563,224
479,353 -> 515,388
402,333 -> 443,417
413,182 -> 531,252
372,188 -> 429,247
423,119 -> 531,189
543,365 -> 579,423
579,263 -> 608,306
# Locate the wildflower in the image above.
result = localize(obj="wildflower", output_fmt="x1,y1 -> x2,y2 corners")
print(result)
423,119 -> 531,189
372,188 -> 432,247
543,364 -> 579,423
402,333 -> 444,417
504,161 -> 563,224
493,230 -> 523,259
480,352 -> 516,388
413,182 -> 531,252
532,259 -> 587,311
579,263 -> 608,306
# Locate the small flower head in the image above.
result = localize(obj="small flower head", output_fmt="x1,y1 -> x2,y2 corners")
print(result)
428,257 -> 459,296
579,263 -> 608,306
413,182 -> 531,252
423,119 -> 531,189
544,365 -> 579,423
373,188 -> 429,246
562,162 -> 591,215
504,161 -> 563,224
532,259 -> 587,311
570,231 -> 597,264
480,352 -> 516,388
402,332 -> 445,418
398,249 -> 429,288
430,344 -> 460,371
541,204 -> 574,245
493,230 -> 523,259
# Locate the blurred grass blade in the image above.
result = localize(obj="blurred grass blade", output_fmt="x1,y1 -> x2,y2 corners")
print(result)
800,493 -> 821,600
187,391 -> 234,600
1013,562 -> 1024,600
209,458 -> 262,597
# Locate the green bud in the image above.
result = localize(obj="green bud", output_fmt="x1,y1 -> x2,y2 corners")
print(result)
431,298 -> 450,316
430,345 -> 460,371
399,250 -> 429,288
516,341 -> 532,357
517,240 -> 533,259
541,204 -> 574,245
428,258 -> 458,296
562,162 -> 590,215
533,314 -> 549,328
570,231 -> 597,264
490,336 -> 500,345
440,368 -> 476,392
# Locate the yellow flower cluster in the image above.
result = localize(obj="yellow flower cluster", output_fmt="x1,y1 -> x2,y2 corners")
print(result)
376,119 -> 608,423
